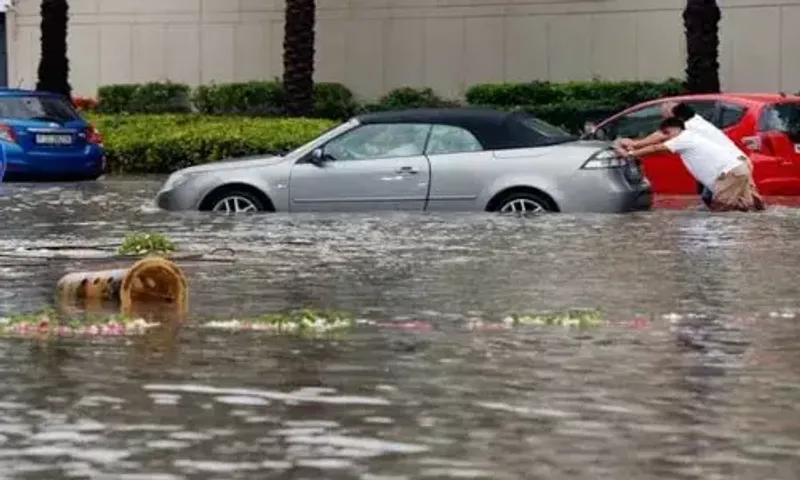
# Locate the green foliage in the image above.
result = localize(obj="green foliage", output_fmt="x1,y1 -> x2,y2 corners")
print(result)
312,83 -> 359,120
362,87 -> 461,112
117,232 -> 176,255
87,113 -> 336,173
97,82 -> 191,114
465,79 -> 685,107
96,84 -> 138,113
192,81 -> 285,116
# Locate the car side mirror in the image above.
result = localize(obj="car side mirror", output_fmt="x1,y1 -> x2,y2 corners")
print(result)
308,148 -> 328,166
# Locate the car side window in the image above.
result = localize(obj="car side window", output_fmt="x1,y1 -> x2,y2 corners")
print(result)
425,124 -> 483,155
682,101 -> 718,123
718,102 -> 747,128
323,123 -> 431,161
601,105 -> 663,140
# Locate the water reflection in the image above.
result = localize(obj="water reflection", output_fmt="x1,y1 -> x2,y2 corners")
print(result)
0,179 -> 799,477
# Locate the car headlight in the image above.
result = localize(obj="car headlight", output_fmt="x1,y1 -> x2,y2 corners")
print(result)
162,171 -> 198,190
580,148 -> 627,169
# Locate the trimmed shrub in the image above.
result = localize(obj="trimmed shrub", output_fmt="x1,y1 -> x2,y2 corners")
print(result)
465,79 -> 685,108
97,82 -> 191,114
96,84 -> 138,113
313,82 -> 359,120
87,114 -> 336,174
192,81 -> 284,116
362,87 -> 461,112
190,81 -> 357,119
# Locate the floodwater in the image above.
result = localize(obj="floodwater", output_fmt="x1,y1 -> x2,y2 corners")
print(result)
1,178 -> 800,479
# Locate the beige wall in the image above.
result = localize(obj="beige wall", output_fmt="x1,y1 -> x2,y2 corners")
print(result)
6,0 -> 800,99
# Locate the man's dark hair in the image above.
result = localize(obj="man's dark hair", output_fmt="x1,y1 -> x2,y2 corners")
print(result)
671,103 -> 695,121
660,117 -> 685,130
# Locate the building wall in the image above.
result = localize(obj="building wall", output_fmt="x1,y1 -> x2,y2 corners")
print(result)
6,0 -> 800,98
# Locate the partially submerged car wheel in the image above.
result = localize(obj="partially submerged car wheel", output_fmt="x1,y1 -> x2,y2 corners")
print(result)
206,189 -> 266,214
494,191 -> 556,214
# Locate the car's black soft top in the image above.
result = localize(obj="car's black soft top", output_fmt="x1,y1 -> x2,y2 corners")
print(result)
355,108 -> 565,150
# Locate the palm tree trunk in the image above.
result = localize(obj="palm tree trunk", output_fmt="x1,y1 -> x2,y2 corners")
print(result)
282,0 -> 316,117
683,0 -> 721,93
36,0 -> 71,97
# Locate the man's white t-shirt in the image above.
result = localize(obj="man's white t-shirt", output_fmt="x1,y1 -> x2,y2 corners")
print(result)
664,130 -> 745,191
685,114 -> 747,158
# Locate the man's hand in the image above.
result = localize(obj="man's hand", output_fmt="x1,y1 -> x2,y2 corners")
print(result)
613,144 -> 630,157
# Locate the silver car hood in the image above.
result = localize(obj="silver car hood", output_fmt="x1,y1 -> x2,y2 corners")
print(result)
180,155 -> 286,174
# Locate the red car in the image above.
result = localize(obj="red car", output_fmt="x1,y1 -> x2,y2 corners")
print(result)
585,93 -> 800,196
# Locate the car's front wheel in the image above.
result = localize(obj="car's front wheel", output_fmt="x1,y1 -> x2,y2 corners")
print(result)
206,189 -> 266,213
495,192 -> 555,214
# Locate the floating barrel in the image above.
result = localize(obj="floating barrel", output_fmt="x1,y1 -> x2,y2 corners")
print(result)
56,256 -> 188,319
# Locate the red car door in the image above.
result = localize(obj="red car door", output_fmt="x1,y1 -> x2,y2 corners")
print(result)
594,103 -> 696,194
742,101 -> 800,195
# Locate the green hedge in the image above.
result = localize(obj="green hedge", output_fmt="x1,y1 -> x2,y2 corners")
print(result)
92,78 -> 684,128
97,82 -> 192,114
464,79 -> 685,107
87,114 -> 336,174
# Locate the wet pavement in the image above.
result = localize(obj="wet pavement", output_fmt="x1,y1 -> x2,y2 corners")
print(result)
1,177 -> 800,478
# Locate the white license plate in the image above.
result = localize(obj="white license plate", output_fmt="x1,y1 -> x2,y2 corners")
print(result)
36,134 -> 73,145
795,144 -> 800,154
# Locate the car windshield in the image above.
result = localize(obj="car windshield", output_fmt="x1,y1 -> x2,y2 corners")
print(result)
509,112 -> 576,146
0,95 -> 79,123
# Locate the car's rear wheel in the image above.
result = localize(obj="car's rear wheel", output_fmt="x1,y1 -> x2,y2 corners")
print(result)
495,192 -> 555,214
207,190 -> 266,213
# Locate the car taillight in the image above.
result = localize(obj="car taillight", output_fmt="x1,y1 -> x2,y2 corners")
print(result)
0,123 -> 17,144
86,124 -> 103,145
581,149 -> 626,169
743,133 -> 776,155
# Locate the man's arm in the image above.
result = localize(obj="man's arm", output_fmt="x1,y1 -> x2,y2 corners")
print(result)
627,142 -> 671,158
628,130 -> 669,149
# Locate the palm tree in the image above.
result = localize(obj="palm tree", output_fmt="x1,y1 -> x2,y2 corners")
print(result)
683,0 -> 721,93
282,0 -> 316,117
36,0 -> 71,97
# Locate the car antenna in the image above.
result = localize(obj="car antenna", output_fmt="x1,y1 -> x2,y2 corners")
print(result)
780,91 -> 787,97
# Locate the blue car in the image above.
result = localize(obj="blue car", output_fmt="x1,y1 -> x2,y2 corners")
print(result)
0,89 -> 105,181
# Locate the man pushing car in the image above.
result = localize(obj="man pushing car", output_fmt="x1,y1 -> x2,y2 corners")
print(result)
615,101 -> 764,211
617,116 -> 763,212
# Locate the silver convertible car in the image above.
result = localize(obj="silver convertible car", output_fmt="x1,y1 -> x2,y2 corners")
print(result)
155,108 -> 651,214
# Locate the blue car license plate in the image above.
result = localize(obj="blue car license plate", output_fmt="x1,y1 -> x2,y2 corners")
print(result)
35,134 -> 73,145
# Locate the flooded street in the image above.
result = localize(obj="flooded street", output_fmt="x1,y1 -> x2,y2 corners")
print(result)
2,177 -> 800,479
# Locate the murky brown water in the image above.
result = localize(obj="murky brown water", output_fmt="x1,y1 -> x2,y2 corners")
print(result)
2,178 -> 800,479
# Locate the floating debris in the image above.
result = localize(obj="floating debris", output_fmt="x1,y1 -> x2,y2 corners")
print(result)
203,309 -> 355,334
0,309 -> 160,338
117,232 -> 176,256
501,309 -> 604,328
0,308 -> 612,340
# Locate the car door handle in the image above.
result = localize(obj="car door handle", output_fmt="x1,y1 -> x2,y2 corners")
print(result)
395,166 -> 419,174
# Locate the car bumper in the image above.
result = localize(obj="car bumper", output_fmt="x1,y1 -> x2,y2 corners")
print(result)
557,168 -> 653,213
3,146 -> 105,180
156,187 -> 199,211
